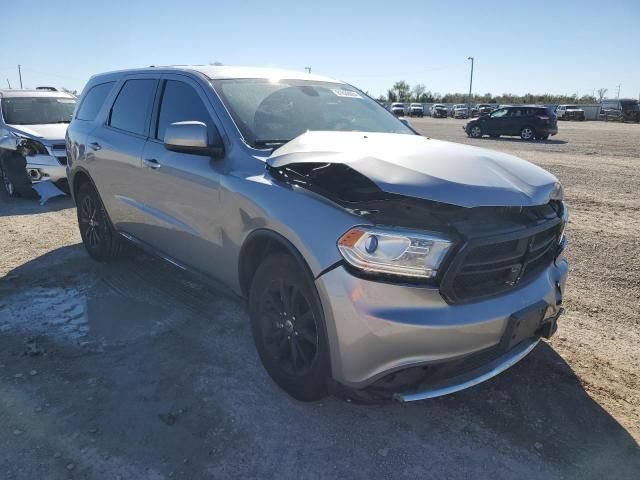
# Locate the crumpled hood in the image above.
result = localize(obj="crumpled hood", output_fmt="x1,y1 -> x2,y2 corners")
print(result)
268,131 -> 560,208
8,123 -> 68,141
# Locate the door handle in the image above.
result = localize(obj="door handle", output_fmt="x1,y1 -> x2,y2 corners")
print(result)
88,142 -> 101,151
143,158 -> 161,169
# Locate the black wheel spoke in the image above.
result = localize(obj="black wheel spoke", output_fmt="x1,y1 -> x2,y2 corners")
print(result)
296,311 -> 314,327
290,338 -> 300,374
297,327 -> 316,345
293,337 -> 311,366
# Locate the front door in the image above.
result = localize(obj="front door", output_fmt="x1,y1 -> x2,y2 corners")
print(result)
483,108 -> 509,134
136,74 -> 227,279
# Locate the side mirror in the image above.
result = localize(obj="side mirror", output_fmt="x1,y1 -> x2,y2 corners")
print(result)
399,117 -> 410,127
164,121 -> 224,158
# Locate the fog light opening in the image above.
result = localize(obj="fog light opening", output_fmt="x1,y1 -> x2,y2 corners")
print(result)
27,169 -> 42,181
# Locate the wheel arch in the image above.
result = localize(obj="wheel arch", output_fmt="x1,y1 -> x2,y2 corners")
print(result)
71,167 -> 97,202
238,228 -> 318,300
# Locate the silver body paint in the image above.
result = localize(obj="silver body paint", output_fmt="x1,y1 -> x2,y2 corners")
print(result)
67,66 -> 569,393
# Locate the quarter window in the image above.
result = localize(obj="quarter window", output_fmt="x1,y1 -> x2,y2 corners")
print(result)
156,81 -> 212,141
76,82 -> 115,121
109,79 -> 157,135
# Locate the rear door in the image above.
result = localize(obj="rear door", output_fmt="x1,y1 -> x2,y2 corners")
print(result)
135,74 -> 227,278
87,75 -> 159,235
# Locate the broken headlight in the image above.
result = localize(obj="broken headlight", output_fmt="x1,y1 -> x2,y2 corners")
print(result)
337,227 -> 452,279
17,138 -> 48,157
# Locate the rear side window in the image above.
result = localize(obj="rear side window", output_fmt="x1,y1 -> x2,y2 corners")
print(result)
155,80 -> 212,141
76,82 -> 115,121
109,79 -> 157,135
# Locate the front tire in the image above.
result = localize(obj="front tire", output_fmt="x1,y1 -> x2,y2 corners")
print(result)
0,164 -> 18,197
249,253 -> 330,401
468,124 -> 483,138
520,126 -> 535,141
76,181 -> 127,261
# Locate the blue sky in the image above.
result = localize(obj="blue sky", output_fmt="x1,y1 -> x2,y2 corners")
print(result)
2,0 -> 639,99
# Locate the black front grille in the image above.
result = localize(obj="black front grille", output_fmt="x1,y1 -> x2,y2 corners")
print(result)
56,156 -> 67,165
440,220 -> 562,304
52,143 -> 66,150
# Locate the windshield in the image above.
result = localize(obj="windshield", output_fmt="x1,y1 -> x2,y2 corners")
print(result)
565,105 -> 578,109
1,96 -> 76,125
212,79 -> 413,148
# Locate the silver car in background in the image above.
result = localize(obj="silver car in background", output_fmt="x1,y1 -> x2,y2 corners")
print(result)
66,66 -> 568,402
0,88 -> 75,197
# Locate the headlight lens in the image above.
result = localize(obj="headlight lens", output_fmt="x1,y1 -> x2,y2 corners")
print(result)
337,227 -> 452,279
550,181 -> 564,201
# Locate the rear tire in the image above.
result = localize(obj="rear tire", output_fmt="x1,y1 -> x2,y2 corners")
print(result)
76,181 -> 127,261
249,253 -> 330,401
520,126 -> 535,141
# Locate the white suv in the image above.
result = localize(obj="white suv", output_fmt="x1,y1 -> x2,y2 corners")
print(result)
0,88 -> 75,197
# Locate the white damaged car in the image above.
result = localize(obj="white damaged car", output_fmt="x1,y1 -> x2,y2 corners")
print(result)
0,88 -> 75,198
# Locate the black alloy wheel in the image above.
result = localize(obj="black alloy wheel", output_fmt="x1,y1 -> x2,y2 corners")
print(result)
76,182 -> 126,261
249,253 -> 330,401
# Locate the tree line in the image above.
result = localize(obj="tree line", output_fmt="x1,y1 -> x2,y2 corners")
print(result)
378,81 -> 608,104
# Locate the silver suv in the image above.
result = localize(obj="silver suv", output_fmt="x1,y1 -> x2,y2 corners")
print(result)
66,66 -> 569,402
0,88 -> 75,197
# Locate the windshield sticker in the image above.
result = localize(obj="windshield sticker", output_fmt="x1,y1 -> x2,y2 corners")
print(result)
331,88 -> 362,99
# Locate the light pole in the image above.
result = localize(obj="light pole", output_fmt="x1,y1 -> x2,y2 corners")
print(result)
467,57 -> 474,114
305,67 -> 312,74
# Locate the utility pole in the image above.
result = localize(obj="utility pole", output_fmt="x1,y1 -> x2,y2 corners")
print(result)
304,67 -> 311,74
616,84 -> 621,98
18,64 -> 23,89
467,57 -> 474,113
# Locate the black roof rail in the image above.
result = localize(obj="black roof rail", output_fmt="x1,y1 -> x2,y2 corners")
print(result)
36,86 -> 58,91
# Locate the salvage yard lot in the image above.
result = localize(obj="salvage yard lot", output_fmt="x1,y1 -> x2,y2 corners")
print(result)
1,118 -> 638,479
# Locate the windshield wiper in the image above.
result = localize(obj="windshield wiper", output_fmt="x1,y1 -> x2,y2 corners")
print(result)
55,120 -> 71,123
253,139 -> 291,149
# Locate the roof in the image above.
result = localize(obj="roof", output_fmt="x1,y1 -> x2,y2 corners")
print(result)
0,89 -> 76,99
90,65 -> 342,84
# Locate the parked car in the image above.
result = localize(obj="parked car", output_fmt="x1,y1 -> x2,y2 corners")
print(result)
465,105 -> 558,140
431,104 -> 448,118
408,103 -> 424,117
390,102 -> 406,116
0,88 -> 75,197
556,105 -> 585,121
476,104 -> 494,116
451,104 -> 469,119
599,99 -> 640,122
67,66 -> 568,402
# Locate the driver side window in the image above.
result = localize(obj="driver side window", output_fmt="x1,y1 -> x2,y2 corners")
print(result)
155,80 -> 213,142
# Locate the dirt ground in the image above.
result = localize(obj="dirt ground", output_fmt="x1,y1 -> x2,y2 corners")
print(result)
0,118 -> 638,479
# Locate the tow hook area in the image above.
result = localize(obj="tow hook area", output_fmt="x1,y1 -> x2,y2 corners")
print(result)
539,281 -> 564,339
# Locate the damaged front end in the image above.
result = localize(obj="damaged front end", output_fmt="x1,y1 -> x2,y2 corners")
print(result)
268,159 -> 566,300
0,131 -> 68,198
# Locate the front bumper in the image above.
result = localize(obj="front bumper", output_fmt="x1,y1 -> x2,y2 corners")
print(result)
25,154 -> 67,183
315,260 -> 568,391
